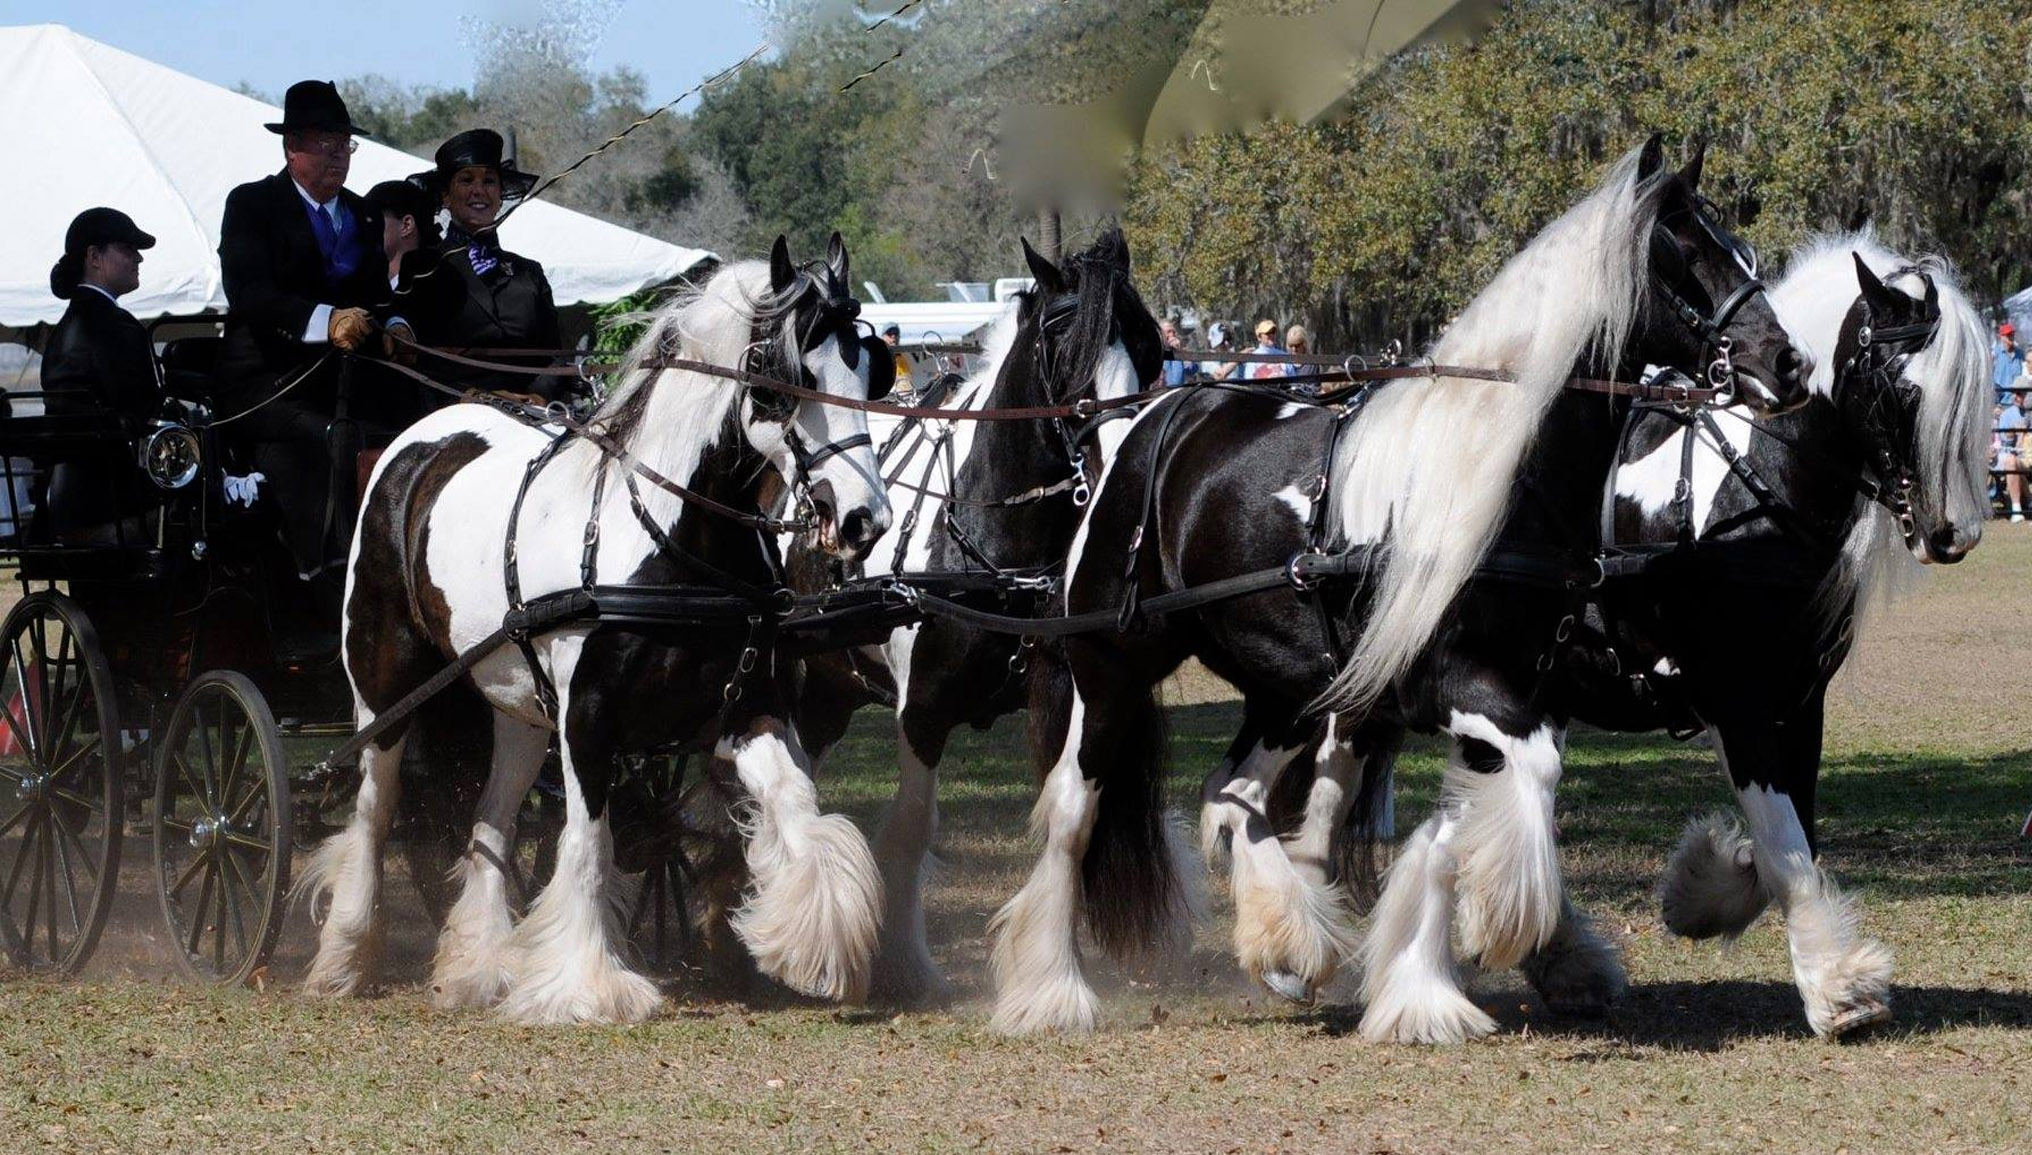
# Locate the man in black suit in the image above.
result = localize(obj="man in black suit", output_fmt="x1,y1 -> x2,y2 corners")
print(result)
217,79 -> 412,596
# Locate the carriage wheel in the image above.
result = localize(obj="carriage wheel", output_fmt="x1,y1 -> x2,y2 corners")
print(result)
0,592 -> 123,974
614,752 -> 694,972
152,671 -> 291,985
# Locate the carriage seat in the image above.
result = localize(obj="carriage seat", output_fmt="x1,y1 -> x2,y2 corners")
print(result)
157,335 -> 222,408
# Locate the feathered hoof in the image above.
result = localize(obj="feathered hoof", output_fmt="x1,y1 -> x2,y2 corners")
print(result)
1826,997 -> 1894,1038
301,958 -> 367,1000
1358,977 -> 1497,1045
1803,937 -> 1895,1040
495,962 -> 662,1026
1232,867 -> 1356,998
302,925 -> 382,1000
733,813 -> 882,1004
1660,813 -> 1770,940
1520,911 -> 1627,1017
989,971 -> 1101,1036
1260,968 -> 1317,1005
429,956 -> 510,1011
868,945 -> 958,1009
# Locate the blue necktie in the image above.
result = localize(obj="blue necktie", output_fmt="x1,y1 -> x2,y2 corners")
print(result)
308,203 -> 337,254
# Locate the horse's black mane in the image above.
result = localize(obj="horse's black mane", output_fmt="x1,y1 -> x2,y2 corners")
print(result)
1030,229 -> 1155,401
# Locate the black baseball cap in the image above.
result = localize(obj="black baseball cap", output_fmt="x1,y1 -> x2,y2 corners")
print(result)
64,207 -> 155,256
881,324 -> 901,338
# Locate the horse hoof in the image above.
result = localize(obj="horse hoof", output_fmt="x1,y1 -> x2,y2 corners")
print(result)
1260,969 -> 1316,1005
1828,999 -> 1892,1038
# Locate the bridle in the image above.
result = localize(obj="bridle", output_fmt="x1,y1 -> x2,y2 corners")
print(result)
1028,274 -> 1151,507
1651,194 -> 1770,401
1838,270 -> 1943,533
741,273 -> 895,508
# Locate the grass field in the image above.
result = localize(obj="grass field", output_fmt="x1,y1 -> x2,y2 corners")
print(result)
4,529 -> 2031,1153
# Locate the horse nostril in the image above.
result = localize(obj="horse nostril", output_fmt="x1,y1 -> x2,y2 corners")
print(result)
1930,526 -> 1966,560
1776,346 -> 1807,385
843,508 -> 875,547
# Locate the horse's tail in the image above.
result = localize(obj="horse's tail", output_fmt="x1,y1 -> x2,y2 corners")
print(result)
1085,684 -> 1191,964
1339,726 -> 1405,915
1026,639 -> 1190,963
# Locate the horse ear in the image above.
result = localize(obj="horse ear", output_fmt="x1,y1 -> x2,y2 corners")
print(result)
1678,139 -> 1707,192
769,235 -> 796,295
825,231 -> 850,291
1852,252 -> 1891,302
1637,133 -> 1666,180
1022,237 -> 1066,294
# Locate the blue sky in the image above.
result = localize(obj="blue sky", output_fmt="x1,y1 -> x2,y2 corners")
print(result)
0,1 -> 767,101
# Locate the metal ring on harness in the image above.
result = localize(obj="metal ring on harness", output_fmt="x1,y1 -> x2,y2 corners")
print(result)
1286,552 -> 1319,592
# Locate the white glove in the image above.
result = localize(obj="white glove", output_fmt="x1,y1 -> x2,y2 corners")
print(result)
223,472 -> 266,508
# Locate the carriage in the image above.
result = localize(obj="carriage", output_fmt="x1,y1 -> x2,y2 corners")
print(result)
0,326 -> 716,987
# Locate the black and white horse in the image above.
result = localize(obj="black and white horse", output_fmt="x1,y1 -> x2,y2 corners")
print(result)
302,235 -> 896,1023
790,231 -> 1163,1002
1252,233 -> 1989,1038
990,139 -> 1810,1040
1568,232 -> 1989,1034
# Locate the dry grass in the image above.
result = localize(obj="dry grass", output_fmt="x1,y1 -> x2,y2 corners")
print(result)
4,531 -> 2032,1152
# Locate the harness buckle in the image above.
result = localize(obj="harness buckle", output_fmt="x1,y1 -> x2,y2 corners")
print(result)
1072,480 -> 1092,508
1856,324 -> 1873,349
1286,552 -> 1320,592
583,519 -> 600,548
1073,398 -> 1098,419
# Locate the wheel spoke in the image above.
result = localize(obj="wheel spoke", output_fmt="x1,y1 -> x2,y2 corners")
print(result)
217,716 -> 254,823
194,700 -> 218,804
47,802 -> 101,886
29,618 -> 58,762
46,735 -> 103,787
21,816 -> 44,958
219,846 -> 252,962
0,799 -> 32,840
8,635 -> 38,753
3,807 -> 41,910
223,829 -> 276,854
174,753 -> 207,810
46,626 -> 82,765
168,842 -> 207,901
49,808 -> 81,938
212,854 -> 227,970
185,864 -> 216,957
43,818 -> 60,963
226,774 -> 268,826
0,763 -> 27,786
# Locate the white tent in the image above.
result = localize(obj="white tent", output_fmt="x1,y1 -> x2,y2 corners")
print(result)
0,24 -> 712,328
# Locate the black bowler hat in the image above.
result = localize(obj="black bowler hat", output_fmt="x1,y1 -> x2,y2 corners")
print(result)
64,207 -> 156,256
265,79 -> 370,136
414,129 -> 539,201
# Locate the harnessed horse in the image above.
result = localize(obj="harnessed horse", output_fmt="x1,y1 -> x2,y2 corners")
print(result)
989,138 -> 1811,1040
785,230 -> 1164,1003
301,234 -> 898,1023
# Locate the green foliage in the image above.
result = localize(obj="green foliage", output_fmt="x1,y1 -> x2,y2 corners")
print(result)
1127,0 -> 2032,348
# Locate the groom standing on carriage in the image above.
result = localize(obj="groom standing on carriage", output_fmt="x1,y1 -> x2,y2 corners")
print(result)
216,80 -> 411,637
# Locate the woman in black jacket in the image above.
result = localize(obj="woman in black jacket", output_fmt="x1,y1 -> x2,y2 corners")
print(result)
42,207 -> 164,539
398,130 -> 566,405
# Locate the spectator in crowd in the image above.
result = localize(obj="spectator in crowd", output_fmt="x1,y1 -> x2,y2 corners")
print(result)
881,324 -> 914,397
1283,324 -> 1312,375
1997,391 -> 2028,521
1199,322 -> 1242,381
1995,322 -> 2023,404
1160,317 -> 1189,387
1245,318 -> 1286,380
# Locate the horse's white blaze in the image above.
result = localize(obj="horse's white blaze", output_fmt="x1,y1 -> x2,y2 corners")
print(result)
1087,342 -> 1143,464
781,333 -> 893,544
988,690 -> 1101,1035
1358,812 -> 1496,1044
720,724 -> 883,1003
1724,766 -> 1893,1037
1445,712 -> 1564,971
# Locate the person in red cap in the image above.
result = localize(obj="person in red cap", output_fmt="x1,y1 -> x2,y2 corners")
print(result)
1995,321 -> 2023,405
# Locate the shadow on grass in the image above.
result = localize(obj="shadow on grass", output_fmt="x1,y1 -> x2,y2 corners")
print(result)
1269,979 -> 2032,1052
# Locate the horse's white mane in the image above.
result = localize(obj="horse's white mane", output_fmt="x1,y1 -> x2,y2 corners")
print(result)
569,260 -> 767,487
1772,230 -> 1990,633
1314,144 -> 1665,713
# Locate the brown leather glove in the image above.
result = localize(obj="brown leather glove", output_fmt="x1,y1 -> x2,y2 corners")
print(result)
328,307 -> 374,351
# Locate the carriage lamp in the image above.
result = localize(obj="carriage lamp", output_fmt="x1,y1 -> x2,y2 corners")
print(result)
138,422 -> 202,490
